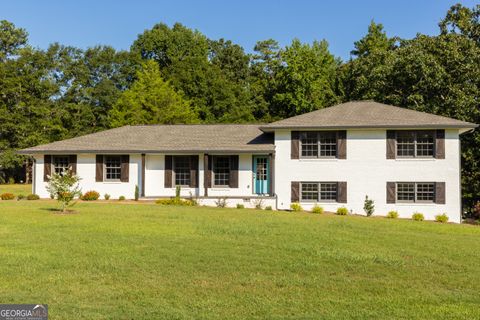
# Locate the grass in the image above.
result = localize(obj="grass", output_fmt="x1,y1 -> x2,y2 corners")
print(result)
0,183 -> 31,195
0,201 -> 479,319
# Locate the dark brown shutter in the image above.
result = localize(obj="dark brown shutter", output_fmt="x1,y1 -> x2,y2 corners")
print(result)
386,182 -> 396,203
291,181 -> 300,202
435,130 -> 445,159
206,155 -> 212,188
229,155 -> 239,188
69,155 -> 77,174
337,182 -> 347,203
291,131 -> 300,159
95,155 -> 103,182
164,155 -> 173,188
190,155 -> 199,188
44,155 -> 52,182
386,130 -> 396,159
337,130 -> 347,159
120,155 -> 129,182
435,182 -> 446,204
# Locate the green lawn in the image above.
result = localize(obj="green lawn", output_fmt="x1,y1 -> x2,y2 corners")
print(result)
0,201 -> 479,319
0,183 -> 31,195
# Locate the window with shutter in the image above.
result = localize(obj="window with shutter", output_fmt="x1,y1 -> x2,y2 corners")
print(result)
173,156 -> 191,186
298,131 -> 342,159
52,156 -> 70,174
104,156 -> 122,181
298,182 -> 344,202
395,182 -> 436,203
212,156 -> 230,187
396,131 -> 435,158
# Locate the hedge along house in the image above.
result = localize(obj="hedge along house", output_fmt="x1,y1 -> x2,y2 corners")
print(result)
20,101 -> 477,222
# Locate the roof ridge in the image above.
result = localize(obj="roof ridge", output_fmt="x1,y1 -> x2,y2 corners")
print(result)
129,123 -> 266,127
261,100 -> 477,130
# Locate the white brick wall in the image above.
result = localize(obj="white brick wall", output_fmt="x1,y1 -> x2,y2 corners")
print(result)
274,129 -> 462,222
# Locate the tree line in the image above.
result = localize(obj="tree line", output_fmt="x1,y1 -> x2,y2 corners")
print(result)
0,4 -> 479,216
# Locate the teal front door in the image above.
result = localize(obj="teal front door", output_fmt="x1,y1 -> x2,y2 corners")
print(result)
253,156 -> 269,195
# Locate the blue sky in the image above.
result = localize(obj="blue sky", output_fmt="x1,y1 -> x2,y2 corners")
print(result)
2,0 -> 477,60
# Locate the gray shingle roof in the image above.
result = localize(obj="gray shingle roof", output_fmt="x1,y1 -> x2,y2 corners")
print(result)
18,101 -> 477,154
261,101 -> 478,131
19,125 -> 274,154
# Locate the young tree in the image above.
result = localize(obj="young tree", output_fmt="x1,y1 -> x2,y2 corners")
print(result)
109,60 -> 198,126
364,195 -> 375,217
46,172 -> 81,213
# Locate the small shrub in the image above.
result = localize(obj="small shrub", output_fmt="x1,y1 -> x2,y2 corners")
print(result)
336,207 -> 348,215
8,177 -> 15,184
27,194 -> 40,200
215,197 -> 227,208
290,202 -> 303,212
46,171 -> 82,212
17,194 -> 26,200
236,203 -> 245,209
311,205 -> 324,214
81,190 -> 100,201
134,185 -> 139,201
118,196 -> 126,201
104,193 -> 111,200
412,212 -> 424,221
1,193 -> 15,200
386,210 -> 399,219
265,205 -> 272,211
156,198 -> 196,206
363,195 -> 375,216
175,185 -> 181,199
435,213 -> 449,223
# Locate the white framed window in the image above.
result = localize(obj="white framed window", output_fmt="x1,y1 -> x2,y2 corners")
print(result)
300,182 -> 338,202
104,155 -> 122,181
300,132 -> 318,157
300,131 -> 337,158
396,182 -> 435,202
396,131 -> 434,158
174,156 -> 191,186
301,183 -> 318,200
319,182 -> 338,201
213,156 -> 230,187
52,156 -> 70,174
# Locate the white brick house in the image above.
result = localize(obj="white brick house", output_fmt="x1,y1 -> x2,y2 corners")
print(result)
20,101 -> 477,222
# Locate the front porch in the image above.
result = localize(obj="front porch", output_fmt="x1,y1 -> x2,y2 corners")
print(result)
141,152 -> 275,202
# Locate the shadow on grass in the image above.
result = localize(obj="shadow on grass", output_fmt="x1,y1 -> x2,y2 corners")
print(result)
40,207 -> 78,214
